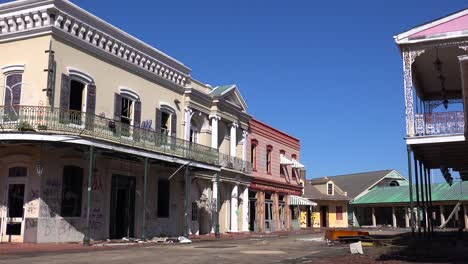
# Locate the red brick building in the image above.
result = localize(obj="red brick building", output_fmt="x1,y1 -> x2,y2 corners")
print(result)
247,119 -> 306,232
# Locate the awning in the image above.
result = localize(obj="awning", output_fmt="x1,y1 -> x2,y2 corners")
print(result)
292,159 -> 305,169
289,195 -> 317,206
280,154 -> 294,165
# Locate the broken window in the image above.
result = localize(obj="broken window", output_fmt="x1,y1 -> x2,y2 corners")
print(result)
61,166 -> 83,217
161,111 -> 170,135
157,180 -> 170,218
121,97 -> 133,125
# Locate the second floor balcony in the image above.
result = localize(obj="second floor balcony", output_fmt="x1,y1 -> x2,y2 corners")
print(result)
414,111 -> 465,137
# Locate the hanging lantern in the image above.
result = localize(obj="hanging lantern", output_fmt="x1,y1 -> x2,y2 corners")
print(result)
36,160 -> 44,177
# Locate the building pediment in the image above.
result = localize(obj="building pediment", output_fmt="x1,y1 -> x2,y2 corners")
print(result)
209,85 -> 247,112
395,9 -> 468,44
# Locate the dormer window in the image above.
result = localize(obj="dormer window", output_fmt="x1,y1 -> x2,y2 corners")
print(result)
327,182 -> 334,195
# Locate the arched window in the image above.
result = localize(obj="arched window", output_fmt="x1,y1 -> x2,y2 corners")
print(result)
266,145 -> 273,174
251,139 -> 258,171
2,64 -> 24,122
156,104 -> 177,137
389,180 -> 400,187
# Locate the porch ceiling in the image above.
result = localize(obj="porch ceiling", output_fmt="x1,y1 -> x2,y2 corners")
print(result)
412,140 -> 468,172
413,46 -> 464,101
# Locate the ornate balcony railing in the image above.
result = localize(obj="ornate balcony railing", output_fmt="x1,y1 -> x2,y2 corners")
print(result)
219,153 -> 253,174
0,105 -> 219,165
414,111 -> 465,137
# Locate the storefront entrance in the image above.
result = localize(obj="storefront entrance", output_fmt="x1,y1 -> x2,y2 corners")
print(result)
265,193 -> 274,232
109,175 -> 136,239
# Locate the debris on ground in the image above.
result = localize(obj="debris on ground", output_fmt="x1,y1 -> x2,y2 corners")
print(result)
350,241 -> 364,255
178,236 -> 192,244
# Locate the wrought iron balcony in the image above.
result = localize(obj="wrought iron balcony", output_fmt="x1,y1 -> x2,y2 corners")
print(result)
0,105 -> 219,165
414,111 -> 465,137
219,152 -> 253,174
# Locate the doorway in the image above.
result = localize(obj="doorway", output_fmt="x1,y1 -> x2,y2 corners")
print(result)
1,166 -> 28,243
248,191 -> 256,231
109,175 -> 136,239
264,193 -> 273,232
69,80 -> 86,125
320,206 -> 328,227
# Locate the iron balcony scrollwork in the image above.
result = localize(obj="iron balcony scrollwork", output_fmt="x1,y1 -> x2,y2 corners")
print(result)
0,105 -> 219,165
414,111 -> 465,136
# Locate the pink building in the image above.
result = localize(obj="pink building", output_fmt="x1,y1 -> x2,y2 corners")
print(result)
247,119 -> 307,232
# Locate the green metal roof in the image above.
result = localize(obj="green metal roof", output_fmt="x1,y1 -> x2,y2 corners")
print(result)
209,85 -> 235,97
351,181 -> 468,205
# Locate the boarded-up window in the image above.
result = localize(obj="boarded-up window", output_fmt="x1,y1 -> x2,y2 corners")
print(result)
61,166 -> 83,217
157,180 -> 170,218
336,206 -> 343,220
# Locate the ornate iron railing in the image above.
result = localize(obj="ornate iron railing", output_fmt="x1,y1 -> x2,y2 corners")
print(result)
219,153 -> 253,174
0,105 -> 219,165
414,111 -> 465,136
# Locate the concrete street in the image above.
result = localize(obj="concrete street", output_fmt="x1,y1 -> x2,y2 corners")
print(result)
0,232 -> 391,264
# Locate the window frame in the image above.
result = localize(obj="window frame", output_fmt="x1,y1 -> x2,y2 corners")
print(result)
120,95 -> 134,126
336,206 -> 343,221
327,181 -> 334,196
2,71 -> 24,123
266,145 -> 273,174
250,139 -> 258,171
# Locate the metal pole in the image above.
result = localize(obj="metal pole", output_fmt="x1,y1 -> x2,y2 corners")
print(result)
414,157 -> 421,237
183,165 -> 190,237
427,168 -> 434,234
419,160 -> 427,235
407,146 -> 415,235
215,173 -> 220,239
142,157 -> 148,240
83,145 -> 94,246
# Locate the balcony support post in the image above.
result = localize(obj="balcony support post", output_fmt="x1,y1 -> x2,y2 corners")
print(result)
215,174 -> 221,239
210,114 -> 220,149
230,122 -> 238,157
83,145 -> 95,246
183,165 -> 191,237
242,186 -> 249,232
184,108 -> 194,141
230,183 -> 239,232
402,49 -> 425,137
407,145 -> 415,235
142,157 -> 148,240
242,130 -> 248,162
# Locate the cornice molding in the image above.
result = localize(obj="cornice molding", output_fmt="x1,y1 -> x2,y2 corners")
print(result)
0,0 -> 191,88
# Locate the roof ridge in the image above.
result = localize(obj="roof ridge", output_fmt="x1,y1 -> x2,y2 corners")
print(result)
318,169 -> 393,178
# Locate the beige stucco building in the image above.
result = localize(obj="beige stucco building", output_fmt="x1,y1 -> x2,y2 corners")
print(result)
0,0 -> 254,243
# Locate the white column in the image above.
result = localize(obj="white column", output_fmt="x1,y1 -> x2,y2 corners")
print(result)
184,108 -> 193,141
405,207 -> 410,228
371,207 -> 376,227
211,179 -> 218,233
440,205 -> 445,225
242,186 -> 249,232
210,114 -> 220,149
230,122 -> 238,157
242,130 -> 248,161
392,207 -> 397,228
230,184 -> 238,232
464,205 -> 468,230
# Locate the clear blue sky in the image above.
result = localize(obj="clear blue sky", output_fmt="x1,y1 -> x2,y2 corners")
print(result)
12,0 -> 468,181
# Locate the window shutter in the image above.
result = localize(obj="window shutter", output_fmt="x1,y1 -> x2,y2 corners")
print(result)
155,108 -> 162,132
170,112 -> 177,137
85,84 -> 96,130
133,101 -> 141,128
113,93 -> 122,121
86,84 -> 96,115
59,74 -> 70,110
